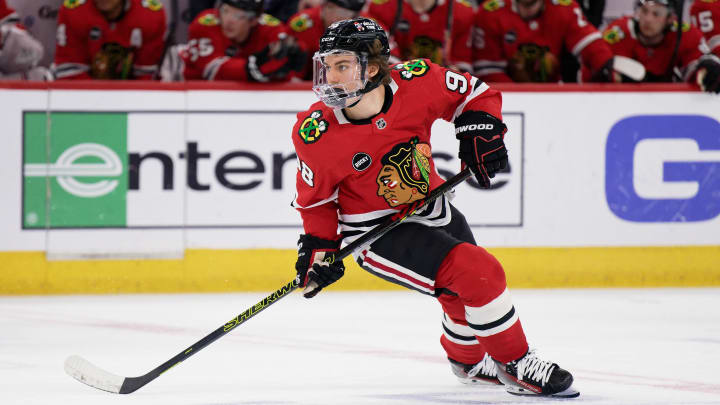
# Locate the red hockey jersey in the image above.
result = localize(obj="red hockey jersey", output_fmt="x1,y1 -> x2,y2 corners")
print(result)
473,0 -> 612,82
691,0 -> 720,56
182,10 -> 292,81
602,16 -> 708,81
287,6 -> 325,80
367,0 -> 476,72
53,0 -> 166,80
0,0 -> 18,25
291,59 -> 501,240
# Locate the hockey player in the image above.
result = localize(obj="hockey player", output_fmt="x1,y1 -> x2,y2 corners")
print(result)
177,0 -> 306,81
603,0 -> 720,92
0,0 -> 50,81
52,0 -> 167,80
291,17 -> 580,398
367,0 -> 476,72
473,0 -> 615,82
690,0 -> 720,57
288,0 -> 366,80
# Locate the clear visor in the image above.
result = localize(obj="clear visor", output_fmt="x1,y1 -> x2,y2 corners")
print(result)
312,50 -> 368,109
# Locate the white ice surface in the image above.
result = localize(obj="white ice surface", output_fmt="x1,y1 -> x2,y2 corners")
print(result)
1,288 -> 719,405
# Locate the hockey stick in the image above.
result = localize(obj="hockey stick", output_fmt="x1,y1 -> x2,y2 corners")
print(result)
64,167 -> 473,394
443,0 -> 455,67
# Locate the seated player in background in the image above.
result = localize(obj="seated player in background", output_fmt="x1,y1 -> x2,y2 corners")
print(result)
0,0 -> 51,80
367,0 -> 475,72
288,0 -> 366,80
473,0 -> 616,82
265,0 -> 326,22
291,16 -> 580,399
52,0 -> 167,80
603,0 -> 720,93
690,0 -> 720,57
164,0 -> 306,81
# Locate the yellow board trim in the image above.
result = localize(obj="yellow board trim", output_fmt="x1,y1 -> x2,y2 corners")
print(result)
1,246 -> 719,295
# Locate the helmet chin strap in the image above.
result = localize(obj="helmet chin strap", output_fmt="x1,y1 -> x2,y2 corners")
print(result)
344,55 -> 383,109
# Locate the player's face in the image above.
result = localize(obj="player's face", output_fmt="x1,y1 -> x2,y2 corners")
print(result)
376,165 -> 422,207
219,4 -> 258,43
516,0 -> 544,20
636,2 -> 672,38
93,0 -> 124,13
323,53 -> 363,90
322,3 -> 358,27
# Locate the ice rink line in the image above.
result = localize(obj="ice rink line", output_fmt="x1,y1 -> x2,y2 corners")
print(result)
1,288 -> 719,405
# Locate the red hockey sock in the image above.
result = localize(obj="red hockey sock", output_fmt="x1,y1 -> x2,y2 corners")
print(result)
435,243 -> 528,363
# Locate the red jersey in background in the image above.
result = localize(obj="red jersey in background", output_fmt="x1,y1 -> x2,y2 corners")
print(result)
367,0 -> 475,72
53,0 -> 166,80
691,0 -> 720,56
287,6 -> 325,80
0,0 -> 19,25
182,10 -> 291,80
602,16 -> 708,81
473,0 -> 612,82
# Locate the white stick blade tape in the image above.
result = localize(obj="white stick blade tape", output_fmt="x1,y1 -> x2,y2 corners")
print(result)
64,355 -> 124,394
613,55 -> 646,82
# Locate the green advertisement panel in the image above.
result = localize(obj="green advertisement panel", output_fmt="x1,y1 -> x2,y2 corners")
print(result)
23,112 -> 128,228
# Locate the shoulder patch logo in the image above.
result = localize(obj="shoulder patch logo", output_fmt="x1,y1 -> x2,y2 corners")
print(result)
376,137 -> 432,207
458,0 -> 474,7
141,0 -> 163,11
290,14 -> 313,32
260,14 -> 281,26
603,26 -> 624,44
372,0 -> 391,4
298,110 -> 329,144
63,0 -> 86,9
482,0 -> 504,12
551,0 -> 573,6
700,0 -> 719,3
394,59 -> 430,80
352,153 -> 372,172
198,13 -> 219,26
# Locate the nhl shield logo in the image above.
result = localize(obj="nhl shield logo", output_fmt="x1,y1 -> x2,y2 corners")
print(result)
376,118 -> 387,130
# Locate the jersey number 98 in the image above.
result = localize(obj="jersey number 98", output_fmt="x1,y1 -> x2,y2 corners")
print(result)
445,71 -> 468,94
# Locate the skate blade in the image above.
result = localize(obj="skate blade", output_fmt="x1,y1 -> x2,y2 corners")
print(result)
506,385 -> 580,398
457,376 -> 503,386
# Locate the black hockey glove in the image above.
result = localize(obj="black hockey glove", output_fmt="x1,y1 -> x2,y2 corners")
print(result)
697,56 -> 720,94
295,234 -> 345,299
455,111 -> 508,188
246,36 -> 306,82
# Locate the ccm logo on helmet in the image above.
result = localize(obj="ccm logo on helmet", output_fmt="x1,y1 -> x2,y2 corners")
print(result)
455,124 -> 494,134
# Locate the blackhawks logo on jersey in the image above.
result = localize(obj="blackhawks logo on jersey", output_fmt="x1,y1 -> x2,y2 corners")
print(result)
552,0 -> 573,5
142,0 -> 163,11
376,137 -> 431,207
63,0 -> 86,9
394,59 -> 430,80
260,14 -> 282,26
298,110 -> 329,144
482,0 -> 504,12
603,26 -> 624,45
290,14 -> 314,32
199,13 -> 219,26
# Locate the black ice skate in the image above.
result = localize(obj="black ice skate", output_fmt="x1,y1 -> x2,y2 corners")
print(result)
449,353 -> 502,386
495,349 -> 580,398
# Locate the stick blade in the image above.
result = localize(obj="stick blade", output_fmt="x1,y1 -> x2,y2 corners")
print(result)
64,355 -> 125,394
613,55 -> 646,82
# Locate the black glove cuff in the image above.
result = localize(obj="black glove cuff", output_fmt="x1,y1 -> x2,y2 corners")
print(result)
454,110 -> 507,141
